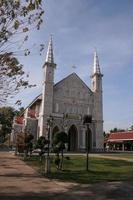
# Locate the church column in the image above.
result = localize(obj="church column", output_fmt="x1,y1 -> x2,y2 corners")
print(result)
39,36 -> 56,137
122,142 -> 125,151
91,50 -> 104,149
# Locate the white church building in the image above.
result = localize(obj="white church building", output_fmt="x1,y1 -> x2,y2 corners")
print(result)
13,37 -> 104,152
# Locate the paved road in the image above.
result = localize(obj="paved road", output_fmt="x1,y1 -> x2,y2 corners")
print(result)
0,151 -> 133,200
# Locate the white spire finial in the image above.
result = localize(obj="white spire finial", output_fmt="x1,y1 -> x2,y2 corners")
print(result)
93,49 -> 101,74
45,35 -> 54,64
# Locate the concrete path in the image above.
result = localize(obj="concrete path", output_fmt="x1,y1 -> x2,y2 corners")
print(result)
0,152 -> 133,200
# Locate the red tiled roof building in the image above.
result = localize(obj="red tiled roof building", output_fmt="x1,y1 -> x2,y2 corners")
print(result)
106,131 -> 133,151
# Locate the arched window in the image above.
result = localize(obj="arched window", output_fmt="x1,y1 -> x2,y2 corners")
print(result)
68,125 -> 78,151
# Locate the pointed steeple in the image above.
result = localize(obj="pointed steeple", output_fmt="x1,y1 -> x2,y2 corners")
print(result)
93,49 -> 101,74
45,35 -> 54,64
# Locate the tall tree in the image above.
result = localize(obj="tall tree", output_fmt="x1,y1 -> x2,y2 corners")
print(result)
0,106 -> 16,141
0,0 -> 44,105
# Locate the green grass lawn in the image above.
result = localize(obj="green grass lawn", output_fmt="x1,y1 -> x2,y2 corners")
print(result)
24,155 -> 133,184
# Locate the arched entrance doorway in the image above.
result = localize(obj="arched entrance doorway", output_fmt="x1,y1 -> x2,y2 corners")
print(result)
52,126 -> 60,139
85,128 -> 92,151
68,125 -> 78,152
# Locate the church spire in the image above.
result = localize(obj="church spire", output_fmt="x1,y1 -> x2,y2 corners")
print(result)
93,49 -> 101,74
45,35 -> 54,64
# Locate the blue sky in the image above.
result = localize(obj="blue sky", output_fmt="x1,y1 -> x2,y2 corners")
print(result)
12,0 -> 133,132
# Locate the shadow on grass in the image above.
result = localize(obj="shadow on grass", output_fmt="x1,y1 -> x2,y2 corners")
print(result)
24,156 -> 133,184
44,168 -> 133,184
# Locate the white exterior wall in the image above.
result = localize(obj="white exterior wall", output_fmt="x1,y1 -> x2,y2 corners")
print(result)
91,74 -> 104,149
53,73 -> 93,117
52,73 -> 96,150
40,63 -> 55,136
22,72 -> 103,151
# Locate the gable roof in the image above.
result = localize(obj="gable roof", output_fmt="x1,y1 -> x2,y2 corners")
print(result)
108,131 -> 133,142
23,73 -> 93,111
54,73 -> 93,94
21,94 -> 42,116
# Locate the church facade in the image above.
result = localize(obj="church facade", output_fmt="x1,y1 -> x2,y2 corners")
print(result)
15,37 -> 104,151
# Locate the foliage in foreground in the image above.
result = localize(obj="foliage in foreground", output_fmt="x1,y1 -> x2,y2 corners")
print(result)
52,131 -> 68,170
0,106 -> 24,141
0,0 -> 44,105
0,106 -> 16,141
35,136 -> 49,162
24,133 -> 34,157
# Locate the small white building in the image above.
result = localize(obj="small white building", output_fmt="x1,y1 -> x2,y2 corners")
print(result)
14,37 -> 104,152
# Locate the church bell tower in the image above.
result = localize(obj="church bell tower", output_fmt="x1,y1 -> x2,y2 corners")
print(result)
40,36 -> 56,136
91,50 -> 103,149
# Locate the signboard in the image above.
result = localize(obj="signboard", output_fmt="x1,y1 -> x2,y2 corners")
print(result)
65,113 -> 82,120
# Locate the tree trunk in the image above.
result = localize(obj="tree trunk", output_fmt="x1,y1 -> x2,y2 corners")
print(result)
60,149 -> 63,170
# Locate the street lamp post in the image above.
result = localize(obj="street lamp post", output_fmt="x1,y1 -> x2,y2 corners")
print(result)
45,115 -> 54,174
83,114 -> 92,171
